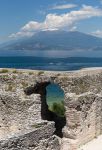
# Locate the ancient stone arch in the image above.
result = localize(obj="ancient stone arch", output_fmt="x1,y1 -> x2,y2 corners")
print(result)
24,77 -> 66,138
24,72 -> 102,149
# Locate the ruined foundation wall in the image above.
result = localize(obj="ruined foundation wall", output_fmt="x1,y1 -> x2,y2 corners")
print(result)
64,93 -> 102,149
57,70 -> 102,149
0,68 -> 102,150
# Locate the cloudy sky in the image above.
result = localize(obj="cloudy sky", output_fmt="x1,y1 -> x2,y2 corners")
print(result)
0,0 -> 102,43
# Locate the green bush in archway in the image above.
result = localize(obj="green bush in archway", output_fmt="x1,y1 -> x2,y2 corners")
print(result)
49,101 -> 65,117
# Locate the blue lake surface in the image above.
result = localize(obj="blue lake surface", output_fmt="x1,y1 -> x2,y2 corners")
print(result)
47,84 -> 64,104
0,56 -> 102,71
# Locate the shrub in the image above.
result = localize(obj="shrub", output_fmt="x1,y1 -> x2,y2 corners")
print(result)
12,75 -> 16,79
38,71 -> 44,76
12,70 -> 18,73
0,69 -> 8,73
29,72 -> 34,75
50,101 -> 65,117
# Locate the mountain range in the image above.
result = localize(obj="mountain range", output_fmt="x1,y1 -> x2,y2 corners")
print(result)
0,30 -> 102,51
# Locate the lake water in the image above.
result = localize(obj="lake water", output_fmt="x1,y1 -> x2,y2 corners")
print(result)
46,84 -> 64,105
0,56 -> 102,71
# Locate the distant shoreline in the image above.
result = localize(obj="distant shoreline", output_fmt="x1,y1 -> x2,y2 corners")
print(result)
1,66 -> 102,73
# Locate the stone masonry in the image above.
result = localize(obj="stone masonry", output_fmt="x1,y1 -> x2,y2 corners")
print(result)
0,68 -> 102,150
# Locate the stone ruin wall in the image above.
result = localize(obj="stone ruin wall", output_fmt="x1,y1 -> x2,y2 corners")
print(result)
0,68 -> 102,150
56,70 -> 102,149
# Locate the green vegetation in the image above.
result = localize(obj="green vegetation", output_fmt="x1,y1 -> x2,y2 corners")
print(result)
12,70 -> 18,73
38,71 -> 44,76
29,72 -> 34,75
0,69 -> 9,73
49,101 -> 65,117
12,75 -> 16,79
2,75 -> 9,78
31,122 -> 47,128
31,124 -> 42,128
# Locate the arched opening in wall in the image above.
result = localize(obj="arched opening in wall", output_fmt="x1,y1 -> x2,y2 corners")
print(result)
24,82 -> 66,138
46,83 -> 65,117
46,83 -> 66,137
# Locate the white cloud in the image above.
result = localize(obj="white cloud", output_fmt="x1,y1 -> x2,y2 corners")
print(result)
9,5 -> 102,38
9,31 -> 34,38
51,4 -> 77,10
21,21 -> 42,32
92,30 -> 102,38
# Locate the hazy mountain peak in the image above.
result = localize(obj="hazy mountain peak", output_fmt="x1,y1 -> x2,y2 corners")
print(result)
0,30 -> 102,51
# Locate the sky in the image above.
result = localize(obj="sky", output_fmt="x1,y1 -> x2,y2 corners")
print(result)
0,0 -> 102,43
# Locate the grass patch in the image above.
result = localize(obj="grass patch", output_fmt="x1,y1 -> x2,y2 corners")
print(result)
31,122 -> 47,128
38,71 -> 44,76
49,101 -> 65,117
0,69 -> 9,73
31,124 -> 43,128
12,70 -> 18,73
29,72 -> 34,75
12,75 -> 16,79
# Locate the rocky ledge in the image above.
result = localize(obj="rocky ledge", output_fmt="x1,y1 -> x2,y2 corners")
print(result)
0,67 -> 102,150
